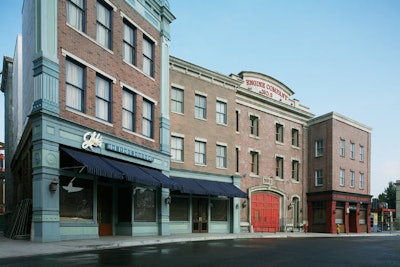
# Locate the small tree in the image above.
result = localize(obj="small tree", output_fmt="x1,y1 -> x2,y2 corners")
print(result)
378,181 -> 396,209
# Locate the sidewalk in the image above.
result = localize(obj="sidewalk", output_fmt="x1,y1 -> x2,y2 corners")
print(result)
0,231 -> 398,259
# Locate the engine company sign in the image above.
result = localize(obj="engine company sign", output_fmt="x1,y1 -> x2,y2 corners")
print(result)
244,78 -> 290,104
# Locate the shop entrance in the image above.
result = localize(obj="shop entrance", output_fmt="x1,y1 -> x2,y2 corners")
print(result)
251,192 -> 280,232
97,185 -> 113,236
192,198 -> 208,233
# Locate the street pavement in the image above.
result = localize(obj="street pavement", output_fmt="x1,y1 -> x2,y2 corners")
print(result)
0,231 -> 398,259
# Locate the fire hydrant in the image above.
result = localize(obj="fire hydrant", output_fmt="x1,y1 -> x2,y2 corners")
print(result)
336,224 -> 340,234
303,223 -> 307,234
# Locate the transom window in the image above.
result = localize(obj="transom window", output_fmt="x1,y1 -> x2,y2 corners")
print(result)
66,59 -> 85,112
96,75 -> 111,122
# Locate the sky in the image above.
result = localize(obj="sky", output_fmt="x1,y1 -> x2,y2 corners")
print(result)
1,0 -> 399,198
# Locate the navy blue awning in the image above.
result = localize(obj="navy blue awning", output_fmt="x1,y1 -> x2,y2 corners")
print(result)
61,147 -> 179,189
172,177 -> 247,198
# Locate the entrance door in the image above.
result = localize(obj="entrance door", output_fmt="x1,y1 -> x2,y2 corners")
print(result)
97,185 -> 113,236
251,192 -> 280,232
192,198 -> 208,233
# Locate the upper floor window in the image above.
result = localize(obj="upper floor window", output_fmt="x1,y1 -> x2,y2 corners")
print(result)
142,36 -> 154,77
123,20 -> 136,65
292,160 -> 299,181
360,145 -> 365,162
250,151 -> 259,175
67,0 -> 85,31
171,87 -> 184,113
340,168 -> 345,186
350,142 -> 355,159
359,173 -> 365,189
340,139 -> 346,157
276,156 -> 284,178
142,99 -> 154,138
195,140 -> 206,165
350,171 -> 355,187
250,115 -> 259,136
292,128 -> 299,147
96,75 -> 111,122
96,1 -> 112,49
122,89 -> 136,131
276,123 -> 284,143
315,139 -> 324,157
315,169 -> 323,186
171,136 -> 184,162
235,110 -> 239,132
216,101 -> 227,125
66,59 -> 85,112
216,144 -> 227,168
235,147 -> 240,173
195,94 -> 207,119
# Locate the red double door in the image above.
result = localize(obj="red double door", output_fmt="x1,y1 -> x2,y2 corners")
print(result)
251,192 -> 280,232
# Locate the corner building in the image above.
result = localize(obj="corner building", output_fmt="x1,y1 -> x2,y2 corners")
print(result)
2,0 -> 176,242
307,113 -> 372,234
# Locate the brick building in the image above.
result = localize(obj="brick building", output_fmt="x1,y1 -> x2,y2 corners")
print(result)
2,0 -> 176,242
307,113 -> 372,233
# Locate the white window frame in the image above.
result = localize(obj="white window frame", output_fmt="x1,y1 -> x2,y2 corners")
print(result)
195,140 -> 207,165
216,100 -> 227,125
171,135 -> 184,162
315,169 -> 323,186
340,168 -> 345,186
340,139 -> 345,157
216,144 -> 227,168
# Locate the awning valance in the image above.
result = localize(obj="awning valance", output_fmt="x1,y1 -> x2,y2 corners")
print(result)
172,177 -> 248,198
61,147 -> 179,189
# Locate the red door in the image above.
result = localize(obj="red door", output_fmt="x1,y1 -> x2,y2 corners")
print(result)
251,192 -> 280,232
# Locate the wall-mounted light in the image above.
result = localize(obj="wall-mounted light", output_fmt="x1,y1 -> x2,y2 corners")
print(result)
242,200 -> 247,208
165,195 -> 172,205
333,210 -> 336,214
49,179 -> 59,192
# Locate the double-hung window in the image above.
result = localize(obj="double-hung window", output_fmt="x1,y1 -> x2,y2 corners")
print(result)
195,94 -> 206,119
292,160 -> 299,181
142,99 -> 154,138
122,89 -> 135,131
359,173 -> 365,189
360,145 -> 365,162
123,21 -> 136,65
292,129 -> 299,147
315,169 -> 323,186
171,87 -> 184,113
276,124 -> 284,143
96,1 -> 112,49
250,151 -> 259,175
96,75 -> 111,122
350,171 -> 355,187
142,36 -> 154,77
250,115 -> 259,136
340,168 -> 345,186
66,59 -> 85,112
340,139 -> 346,157
216,101 -> 227,125
276,156 -> 284,178
67,0 -> 85,31
315,140 -> 324,157
350,142 -> 355,159
216,144 -> 227,168
195,140 -> 206,165
171,136 -> 184,162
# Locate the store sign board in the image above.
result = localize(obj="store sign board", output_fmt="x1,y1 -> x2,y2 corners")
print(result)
244,78 -> 290,104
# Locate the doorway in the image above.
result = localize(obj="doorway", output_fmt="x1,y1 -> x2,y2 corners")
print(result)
97,185 -> 113,236
192,198 -> 208,233
251,192 -> 280,232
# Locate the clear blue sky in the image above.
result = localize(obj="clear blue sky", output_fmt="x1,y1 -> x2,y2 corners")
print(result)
1,0 -> 399,198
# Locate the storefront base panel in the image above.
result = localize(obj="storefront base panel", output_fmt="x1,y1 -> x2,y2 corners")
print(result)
60,224 -> 98,241
209,222 -> 230,233
116,223 -> 133,236
132,225 -> 158,236
32,221 -> 61,243
170,222 -> 191,234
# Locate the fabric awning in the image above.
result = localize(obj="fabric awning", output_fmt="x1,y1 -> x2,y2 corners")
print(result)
172,177 -> 248,198
61,147 -> 179,189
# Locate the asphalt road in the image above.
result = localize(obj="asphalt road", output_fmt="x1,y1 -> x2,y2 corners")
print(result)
0,236 -> 399,267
